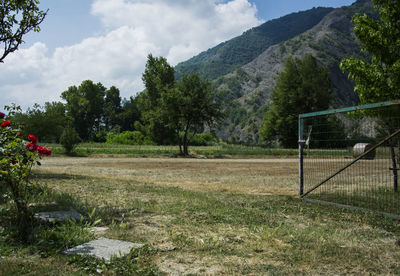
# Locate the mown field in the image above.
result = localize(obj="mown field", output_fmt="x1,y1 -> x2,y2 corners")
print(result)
1,146 -> 399,275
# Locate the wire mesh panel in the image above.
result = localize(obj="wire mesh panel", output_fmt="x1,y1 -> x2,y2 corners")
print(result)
299,101 -> 400,216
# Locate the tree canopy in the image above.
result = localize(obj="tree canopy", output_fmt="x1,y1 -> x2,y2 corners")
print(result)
161,73 -> 224,155
138,54 -> 176,145
140,54 -> 223,154
0,0 -> 47,63
259,54 -> 332,148
340,0 -> 400,103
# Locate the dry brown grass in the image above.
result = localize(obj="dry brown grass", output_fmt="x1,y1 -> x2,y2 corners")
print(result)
37,156 -> 299,195
24,156 -> 400,275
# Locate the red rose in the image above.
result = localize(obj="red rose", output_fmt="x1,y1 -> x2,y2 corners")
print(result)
1,120 -> 10,128
25,143 -> 37,152
17,132 -> 22,136
0,112 -> 4,119
37,145 -> 51,156
28,134 -> 38,144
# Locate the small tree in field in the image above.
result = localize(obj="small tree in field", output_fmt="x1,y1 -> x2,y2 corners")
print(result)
161,74 -> 224,155
60,124 -> 81,154
0,104 -> 51,242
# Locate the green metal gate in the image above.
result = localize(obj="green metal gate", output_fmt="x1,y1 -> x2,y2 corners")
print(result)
298,100 -> 400,217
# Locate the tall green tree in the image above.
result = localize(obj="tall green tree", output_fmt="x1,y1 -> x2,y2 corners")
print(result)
104,86 -> 122,131
161,74 -> 223,155
139,54 -> 176,144
0,0 -> 47,63
340,0 -> 400,103
118,96 -> 141,132
61,80 -> 106,141
259,54 -> 332,148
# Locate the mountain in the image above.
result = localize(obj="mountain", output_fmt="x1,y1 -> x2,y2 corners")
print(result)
174,7 -> 334,80
176,0 -> 376,143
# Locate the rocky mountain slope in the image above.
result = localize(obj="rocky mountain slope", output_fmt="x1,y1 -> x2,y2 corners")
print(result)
175,7 -> 334,80
177,0 -> 376,143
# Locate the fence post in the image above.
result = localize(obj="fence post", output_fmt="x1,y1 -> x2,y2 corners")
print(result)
299,117 -> 304,197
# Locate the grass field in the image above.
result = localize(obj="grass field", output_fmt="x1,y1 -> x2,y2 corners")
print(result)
43,143 -> 301,157
1,152 -> 400,275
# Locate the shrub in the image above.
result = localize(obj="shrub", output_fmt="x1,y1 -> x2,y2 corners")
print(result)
106,131 -> 153,145
190,133 -> 219,146
60,126 -> 81,153
0,104 -> 51,242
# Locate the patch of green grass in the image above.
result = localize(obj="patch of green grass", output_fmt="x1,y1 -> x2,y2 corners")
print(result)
2,160 -> 400,274
67,245 -> 159,275
44,143 -> 302,157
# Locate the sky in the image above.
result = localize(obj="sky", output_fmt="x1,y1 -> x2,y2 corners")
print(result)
1,0 -> 356,110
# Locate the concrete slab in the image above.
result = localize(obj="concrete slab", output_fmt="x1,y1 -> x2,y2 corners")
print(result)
63,237 -> 143,261
34,210 -> 83,223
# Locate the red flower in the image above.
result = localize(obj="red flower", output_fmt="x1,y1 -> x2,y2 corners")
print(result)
17,132 -> 22,136
28,134 -> 38,144
0,112 -> 4,119
1,120 -> 10,128
25,143 -> 37,152
37,145 -> 51,156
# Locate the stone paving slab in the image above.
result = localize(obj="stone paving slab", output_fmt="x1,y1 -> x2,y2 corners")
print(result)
34,210 -> 83,223
63,237 -> 143,261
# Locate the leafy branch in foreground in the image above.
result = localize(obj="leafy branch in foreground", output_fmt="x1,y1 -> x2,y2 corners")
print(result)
0,0 -> 47,63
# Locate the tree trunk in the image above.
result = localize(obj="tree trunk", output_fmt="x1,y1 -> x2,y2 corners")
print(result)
177,131 -> 183,155
183,129 -> 189,156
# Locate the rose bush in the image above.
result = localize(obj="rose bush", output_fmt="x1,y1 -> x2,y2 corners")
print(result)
0,104 -> 51,242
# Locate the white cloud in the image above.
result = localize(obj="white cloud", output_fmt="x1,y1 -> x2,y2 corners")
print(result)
0,0 -> 262,109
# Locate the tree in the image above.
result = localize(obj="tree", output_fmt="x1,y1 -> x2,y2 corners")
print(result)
340,0 -> 400,103
161,74 -> 224,155
139,54 -> 176,144
14,102 -> 66,143
104,86 -> 122,131
340,0 -> 400,191
61,80 -> 106,141
259,54 -> 332,148
118,96 -> 141,132
0,0 -> 47,63
60,123 -> 81,154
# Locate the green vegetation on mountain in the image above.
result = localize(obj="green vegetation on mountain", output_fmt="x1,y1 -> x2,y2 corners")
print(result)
179,0 -> 376,144
259,54 -> 332,148
175,7 -> 334,80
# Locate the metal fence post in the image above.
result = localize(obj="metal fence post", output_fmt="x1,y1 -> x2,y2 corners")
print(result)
299,117 -> 304,197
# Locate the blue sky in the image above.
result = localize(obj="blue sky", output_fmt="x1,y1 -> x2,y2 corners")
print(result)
3,0 -> 356,109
